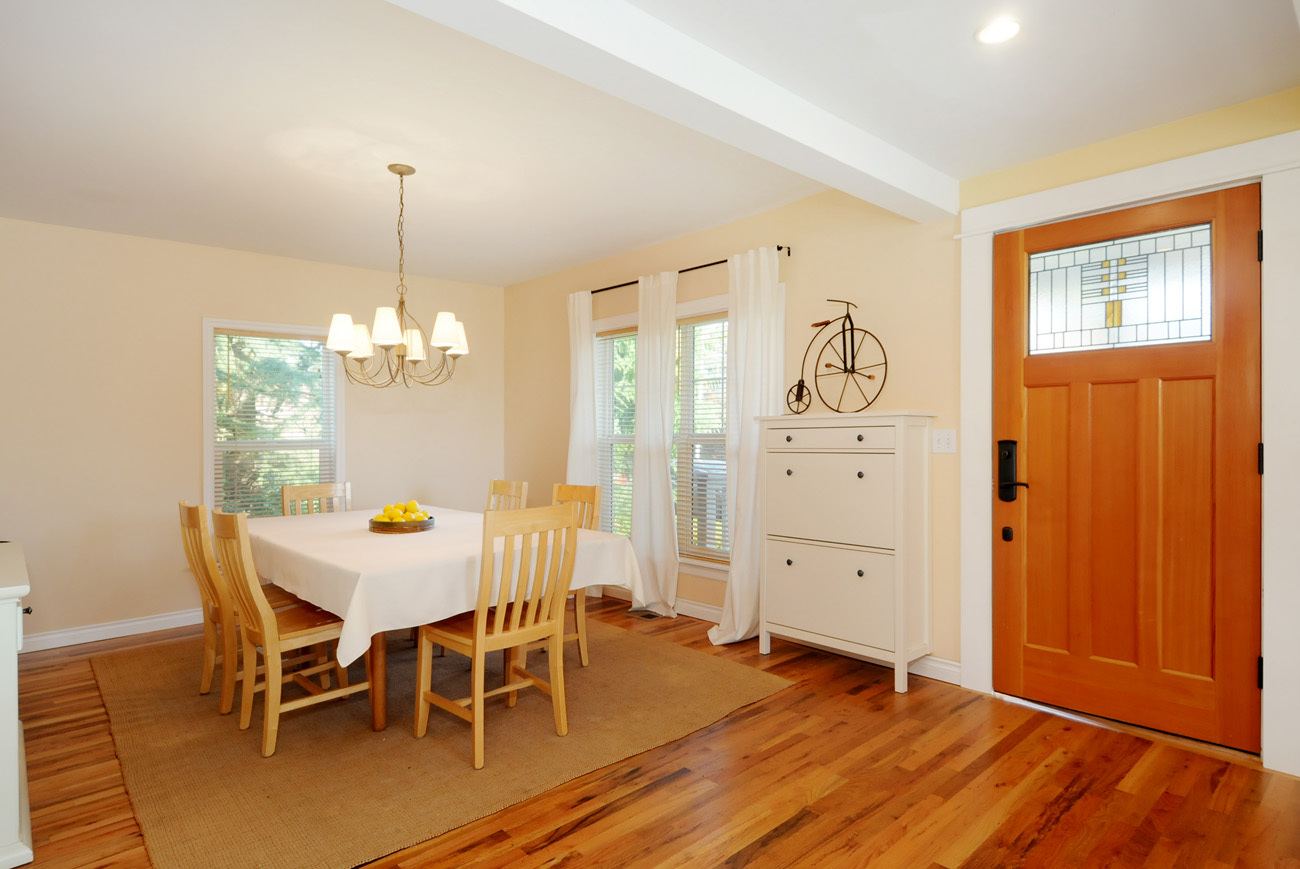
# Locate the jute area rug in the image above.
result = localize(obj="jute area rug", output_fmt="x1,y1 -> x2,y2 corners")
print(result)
92,619 -> 790,869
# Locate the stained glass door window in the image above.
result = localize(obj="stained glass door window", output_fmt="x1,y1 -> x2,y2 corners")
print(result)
1028,223 -> 1212,354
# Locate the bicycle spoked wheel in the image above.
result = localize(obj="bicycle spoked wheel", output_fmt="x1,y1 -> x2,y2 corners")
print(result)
814,327 -> 887,412
786,379 -> 812,414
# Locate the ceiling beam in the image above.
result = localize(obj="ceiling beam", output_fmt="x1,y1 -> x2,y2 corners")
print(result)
389,0 -> 959,222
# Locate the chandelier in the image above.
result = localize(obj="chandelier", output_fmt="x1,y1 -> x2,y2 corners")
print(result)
325,164 -> 468,387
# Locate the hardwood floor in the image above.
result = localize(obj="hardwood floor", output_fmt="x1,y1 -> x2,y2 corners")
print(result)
18,599 -> 1300,868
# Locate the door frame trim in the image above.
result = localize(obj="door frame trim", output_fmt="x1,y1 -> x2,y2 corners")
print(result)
958,129 -> 1300,774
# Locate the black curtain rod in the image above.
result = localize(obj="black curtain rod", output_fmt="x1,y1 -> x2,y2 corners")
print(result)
589,245 -> 791,295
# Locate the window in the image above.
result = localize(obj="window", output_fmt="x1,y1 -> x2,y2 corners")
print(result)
1028,222 -> 1212,354
203,320 -> 344,517
594,300 -> 729,562
595,329 -> 636,538
674,315 -> 728,560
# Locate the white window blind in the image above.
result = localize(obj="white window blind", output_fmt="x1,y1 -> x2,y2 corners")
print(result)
208,326 -> 341,517
674,315 -> 729,560
595,330 -> 636,537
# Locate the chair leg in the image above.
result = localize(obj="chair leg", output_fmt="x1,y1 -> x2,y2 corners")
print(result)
573,591 -> 590,667
314,642 -> 332,689
471,648 -> 486,770
334,640 -> 350,689
548,631 -> 568,737
262,651 -> 284,757
200,620 -> 218,695
218,619 -> 238,715
238,636 -> 259,731
504,647 -> 518,708
414,629 -> 432,738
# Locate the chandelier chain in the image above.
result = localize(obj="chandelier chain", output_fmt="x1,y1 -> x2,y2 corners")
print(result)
396,175 -> 406,297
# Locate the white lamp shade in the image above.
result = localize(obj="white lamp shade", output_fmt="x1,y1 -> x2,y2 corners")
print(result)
430,311 -> 459,351
371,307 -> 402,347
326,313 -> 356,353
403,328 -> 427,361
351,323 -> 374,359
447,320 -> 470,358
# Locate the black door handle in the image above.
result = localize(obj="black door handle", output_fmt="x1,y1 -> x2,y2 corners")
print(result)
997,439 -> 1029,502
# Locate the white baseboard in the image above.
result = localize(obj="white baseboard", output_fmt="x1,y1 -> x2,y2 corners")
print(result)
910,655 -> 961,685
674,599 -> 722,624
22,608 -> 202,653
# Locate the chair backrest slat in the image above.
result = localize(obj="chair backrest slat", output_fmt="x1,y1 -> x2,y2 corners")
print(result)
178,501 -> 230,621
551,484 -> 600,531
486,479 -> 528,511
478,504 -> 577,642
281,482 -> 351,516
211,510 -> 275,646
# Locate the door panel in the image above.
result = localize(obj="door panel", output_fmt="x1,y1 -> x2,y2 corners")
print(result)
1024,385 -> 1069,652
993,184 -> 1261,751
1089,380 -> 1139,665
1159,377 -> 1215,679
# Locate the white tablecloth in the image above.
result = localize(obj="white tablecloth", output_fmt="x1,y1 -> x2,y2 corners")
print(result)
247,506 -> 643,664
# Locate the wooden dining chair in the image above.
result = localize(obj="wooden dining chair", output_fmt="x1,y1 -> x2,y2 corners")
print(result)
177,501 -> 301,714
281,481 -> 352,516
485,479 -> 528,511
414,503 -> 579,769
543,483 -> 601,666
211,509 -> 370,756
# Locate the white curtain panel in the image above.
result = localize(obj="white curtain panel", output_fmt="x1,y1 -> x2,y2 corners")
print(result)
710,246 -> 784,644
631,271 -> 680,616
565,290 -> 597,486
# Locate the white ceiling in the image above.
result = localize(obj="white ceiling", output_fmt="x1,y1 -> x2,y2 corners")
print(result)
2,0 -> 1298,286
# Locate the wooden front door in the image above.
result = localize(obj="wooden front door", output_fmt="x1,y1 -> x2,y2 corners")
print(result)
992,185 -> 1261,751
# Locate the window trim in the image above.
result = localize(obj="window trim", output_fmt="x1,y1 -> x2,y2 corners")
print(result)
201,317 -> 347,512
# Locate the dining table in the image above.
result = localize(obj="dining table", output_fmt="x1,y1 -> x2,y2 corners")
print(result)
246,505 -> 644,730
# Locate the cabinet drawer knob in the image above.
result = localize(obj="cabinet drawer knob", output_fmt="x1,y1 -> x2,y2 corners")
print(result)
787,468 -> 793,476
857,569 -> 865,577
786,558 -> 793,566
786,434 -> 793,442
857,433 -> 864,441
857,471 -> 865,479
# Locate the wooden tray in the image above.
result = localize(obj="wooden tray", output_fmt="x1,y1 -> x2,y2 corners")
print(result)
368,517 -> 435,534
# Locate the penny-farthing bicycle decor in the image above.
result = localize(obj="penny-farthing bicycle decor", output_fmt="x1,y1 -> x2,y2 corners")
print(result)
786,299 -> 888,414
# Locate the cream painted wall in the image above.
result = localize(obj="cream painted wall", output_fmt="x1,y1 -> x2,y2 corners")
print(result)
962,87 -> 1300,209
0,218 -> 505,637
503,190 -> 962,660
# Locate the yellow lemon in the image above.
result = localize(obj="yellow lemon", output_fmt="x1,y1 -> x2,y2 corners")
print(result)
406,499 -> 420,513
372,514 -> 390,522
401,512 -> 415,522
414,511 -> 428,521
384,504 -> 401,519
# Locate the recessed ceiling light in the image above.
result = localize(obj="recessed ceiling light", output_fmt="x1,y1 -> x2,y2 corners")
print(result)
976,16 -> 1021,45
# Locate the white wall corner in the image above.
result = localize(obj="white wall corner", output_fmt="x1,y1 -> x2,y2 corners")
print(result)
1259,166 -> 1300,777
958,232 -> 995,695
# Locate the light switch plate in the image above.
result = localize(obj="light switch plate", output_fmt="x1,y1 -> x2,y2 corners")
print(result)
932,428 -> 957,453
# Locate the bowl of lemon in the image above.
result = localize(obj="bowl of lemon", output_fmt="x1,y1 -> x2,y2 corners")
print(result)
368,500 -> 434,534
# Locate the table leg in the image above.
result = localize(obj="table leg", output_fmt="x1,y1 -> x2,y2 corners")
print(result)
368,632 -> 387,731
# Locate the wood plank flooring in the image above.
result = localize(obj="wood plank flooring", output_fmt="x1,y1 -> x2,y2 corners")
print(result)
17,599 -> 1300,868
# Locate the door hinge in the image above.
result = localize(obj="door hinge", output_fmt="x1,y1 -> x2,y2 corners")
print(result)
1258,230 -> 1263,262
1258,656 -> 1264,689
1259,443 -> 1264,475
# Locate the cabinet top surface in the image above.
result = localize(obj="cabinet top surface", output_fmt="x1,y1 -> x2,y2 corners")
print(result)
758,411 -> 935,424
